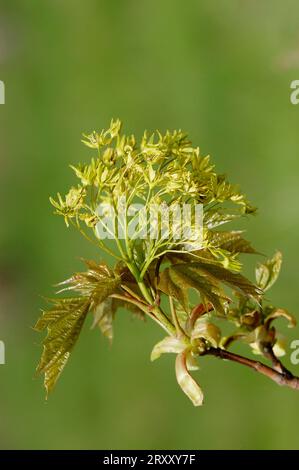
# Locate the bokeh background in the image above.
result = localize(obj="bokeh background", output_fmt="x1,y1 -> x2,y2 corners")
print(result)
1,0 -> 299,450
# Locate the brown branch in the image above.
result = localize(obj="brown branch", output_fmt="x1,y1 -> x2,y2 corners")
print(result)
261,343 -> 293,378
204,347 -> 299,390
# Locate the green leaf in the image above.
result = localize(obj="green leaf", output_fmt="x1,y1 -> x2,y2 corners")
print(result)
92,297 -> 115,343
158,263 -> 227,313
255,251 -> 282,291
190,261 -> 261,298
35,261 -> 122,394
35,297 -> 85,331
56,260 -> 121,305
209,230 -> 257,254
175,352 -> 204,406
150,336 -> 186,361
91,293 -> 146,344
204,210 -> 240,229
158,261 -> 260,314
34,298 -> 90,395
157,267 -> 188,311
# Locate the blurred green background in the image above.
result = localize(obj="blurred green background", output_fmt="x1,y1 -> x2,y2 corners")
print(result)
1,0 -> 299,450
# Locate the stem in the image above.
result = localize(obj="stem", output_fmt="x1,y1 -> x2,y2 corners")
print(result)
120,284 -> 146,304
71,220 -> 122,260
204,347 -> 299,390
139,280 -> 175,335
110,293 -> 169,333
261,344 -> 293,378
126,261 -> 176,335
169,296 -> 186,338
124,202 -> 132,260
